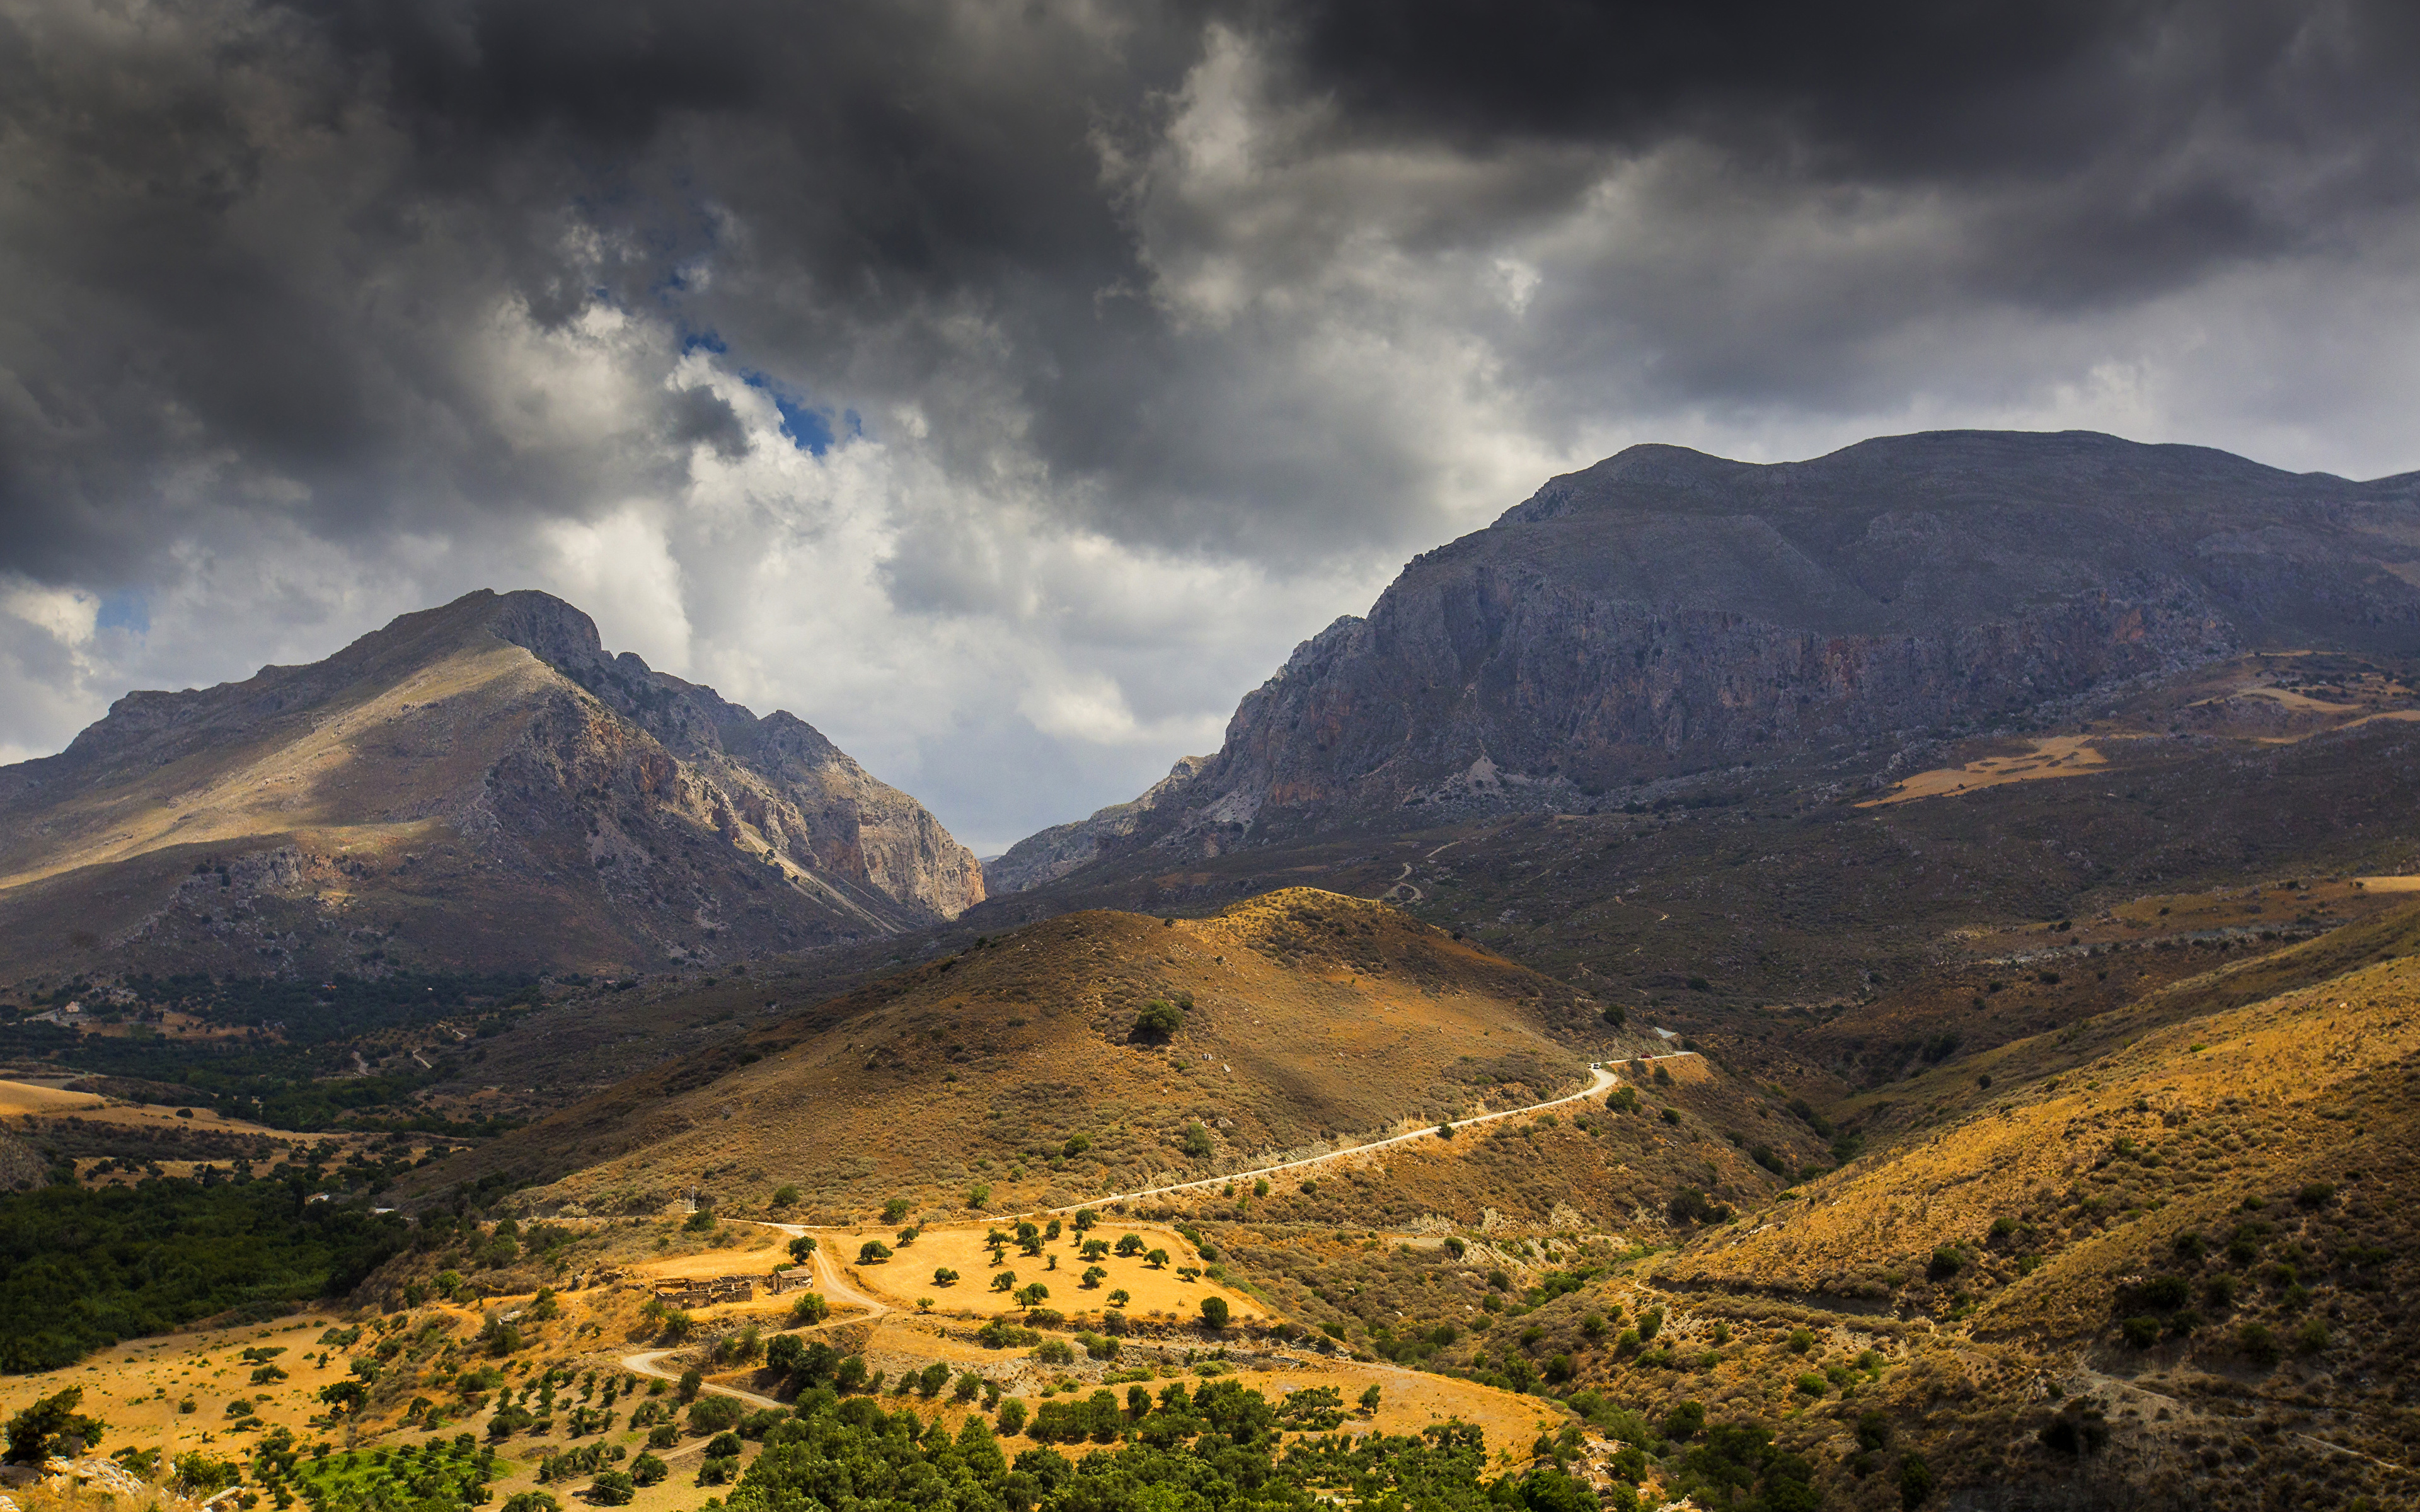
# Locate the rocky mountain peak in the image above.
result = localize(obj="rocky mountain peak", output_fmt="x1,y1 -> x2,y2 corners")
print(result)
988,428 -> 2420,892
0,588 -> 982,977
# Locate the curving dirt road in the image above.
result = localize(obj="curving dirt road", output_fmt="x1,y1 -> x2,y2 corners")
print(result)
1020,1052 -> 1699,1217
620,1227 -> 887,1409
618,1051 -> 1697,1412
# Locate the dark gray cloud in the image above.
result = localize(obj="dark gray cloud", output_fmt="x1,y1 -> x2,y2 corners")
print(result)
1,0 -> 2415,845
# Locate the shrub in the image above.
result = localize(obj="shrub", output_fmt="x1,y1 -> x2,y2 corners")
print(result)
788,1292 -> 830,1326
2119,1316 -> 2162,1350
1667,1187 -> 1729,1227
996,1397 -> 1028,1435
1927,1246 -> 1965,1280
676,1370 -> 702,1404
1134,1000 -> 1184,1038
1898,1452 -> 1934,1509
2238,1321 -> 2281,1366
934,1268 -> 959,1287
589,1470 -> 635,1505
6,1388 -> 106,1463
629,1453 -> 667,1486
1180,1123 -> 1214,1159
686,1396 -> 742,1436
1200,1297 -> 1230,1329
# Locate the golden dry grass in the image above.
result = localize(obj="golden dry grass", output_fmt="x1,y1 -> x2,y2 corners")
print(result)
826,1220 -> 1260,1323
434,889 -> 1659,1221
1858,735 -> 2108,808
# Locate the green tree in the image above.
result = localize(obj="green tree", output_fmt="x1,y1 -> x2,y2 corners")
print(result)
5,1388 -> 105,1463
857,1240 -> 893,1264
1114,1233 -> 1146,1256
882,1198 -> 913,1224
769,1185 -> 800,1208
1899,1452 -> 1935,1509
1134,1000 -> 1184,1038
991,1271 -> 1017,1292
588,1470 -> 635,1506
676,1370 -> 701,1404
1107,1288 -> 1131,1308
786,1235 -> 819,1264
1358,1384 -> 1381,1415
1145,1247 -> 1170,1268
1199,1297 -> 1230,1329
1081,1266 -> 1107,1288
933,1267 -> 960,1286
1071,1210 -> 1098,1232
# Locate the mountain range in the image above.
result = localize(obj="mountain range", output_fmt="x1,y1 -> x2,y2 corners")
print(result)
990,430 -> 2420,890
9,429 -> 2420,1512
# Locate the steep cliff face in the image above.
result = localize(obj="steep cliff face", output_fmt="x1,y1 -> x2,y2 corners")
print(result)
478,594 -> 986,919
989,430 -> 2420,879
0,590 -> 981,976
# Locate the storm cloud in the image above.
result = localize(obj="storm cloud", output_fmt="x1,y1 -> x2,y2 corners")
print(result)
3,0 -> 2416,849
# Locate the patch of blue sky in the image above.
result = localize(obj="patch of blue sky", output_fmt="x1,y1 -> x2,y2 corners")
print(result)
96,590 -> 149,636
681,328 -> 729,355
742,370 -> 837,455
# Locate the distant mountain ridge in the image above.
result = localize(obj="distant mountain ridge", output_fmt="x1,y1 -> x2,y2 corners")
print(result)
0,590 -> 981,978
987,429 -> 2420,890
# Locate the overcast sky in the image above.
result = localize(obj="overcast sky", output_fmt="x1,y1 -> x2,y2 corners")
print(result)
4,1 -> 2417,853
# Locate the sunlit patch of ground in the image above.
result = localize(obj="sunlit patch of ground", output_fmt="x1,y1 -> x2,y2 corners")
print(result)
1859,736 -> 2110,808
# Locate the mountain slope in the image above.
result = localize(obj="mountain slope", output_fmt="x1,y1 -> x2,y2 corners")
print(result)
988,430 -> 2420,885
416,888 -> 1802,1223
0,590 -> 981,979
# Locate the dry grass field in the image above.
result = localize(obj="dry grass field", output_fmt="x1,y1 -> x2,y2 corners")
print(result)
415,889 -> 1712,1222
825,1220 -> 1263,1324
1858,734 -> 2110,807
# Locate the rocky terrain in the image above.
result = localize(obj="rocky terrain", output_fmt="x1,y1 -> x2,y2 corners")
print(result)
0,590 -> 981,979
986,430 -> 2420,888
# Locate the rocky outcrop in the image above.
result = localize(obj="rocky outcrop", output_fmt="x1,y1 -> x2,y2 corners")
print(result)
479,593 -> 986,919
984,756 -> 1209,894
988,429 -> 2420,885
0,590 -> 981,975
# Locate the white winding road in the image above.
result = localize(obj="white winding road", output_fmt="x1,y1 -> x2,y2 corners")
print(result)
1022,1051 -> 1700,1216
